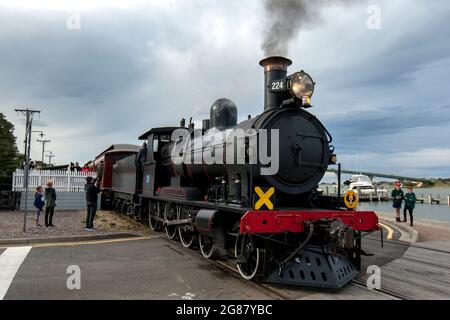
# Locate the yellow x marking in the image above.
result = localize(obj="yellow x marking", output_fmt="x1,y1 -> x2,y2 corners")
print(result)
255,187 -> 275,210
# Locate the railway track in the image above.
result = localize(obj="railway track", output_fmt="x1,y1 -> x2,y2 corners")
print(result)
159,235 -> 290,300
159,233 -> 413,300
350,279 -> 408,300
135,215 -> 450,300
364,236 -> 450,255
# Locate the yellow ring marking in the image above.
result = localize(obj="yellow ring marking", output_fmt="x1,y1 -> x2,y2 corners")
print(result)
344,190 -> 359,209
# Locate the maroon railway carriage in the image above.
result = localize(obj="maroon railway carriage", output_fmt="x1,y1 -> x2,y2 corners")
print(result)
91,144 -> 140,210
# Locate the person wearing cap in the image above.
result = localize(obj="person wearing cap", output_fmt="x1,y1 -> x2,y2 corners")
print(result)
403,187 -> 416,226
391,182 -> 404,222
84,176 -> 99,230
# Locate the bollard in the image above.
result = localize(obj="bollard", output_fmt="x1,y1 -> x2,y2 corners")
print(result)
448,195 -> 450,206
428,194 -> 432,205
370,192 -> 373,203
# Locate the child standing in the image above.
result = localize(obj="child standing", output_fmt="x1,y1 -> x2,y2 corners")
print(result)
403,187 -> 417,226
33,186 -> 45,227
391,182 -> 404,222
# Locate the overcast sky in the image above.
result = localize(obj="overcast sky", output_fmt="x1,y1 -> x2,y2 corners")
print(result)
0,0 -> 449,178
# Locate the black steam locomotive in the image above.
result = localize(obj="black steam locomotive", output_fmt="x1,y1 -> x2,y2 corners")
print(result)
99,57 -> 379,288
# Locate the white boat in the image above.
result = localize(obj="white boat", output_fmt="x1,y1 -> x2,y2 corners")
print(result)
348,175 -> 389,200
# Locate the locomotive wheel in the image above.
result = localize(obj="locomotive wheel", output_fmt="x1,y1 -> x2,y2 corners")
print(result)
235,234 -> 262,280
199,233 -> 217,259
121,203 -> 129,215
126,203 -> 133,216
164,202 -> 178,240
148,201 -> 162,231
178,205 -> 196,248
119,201 -> 125,214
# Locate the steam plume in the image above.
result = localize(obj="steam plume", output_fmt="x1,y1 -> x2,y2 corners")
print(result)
262,0 -> 353,56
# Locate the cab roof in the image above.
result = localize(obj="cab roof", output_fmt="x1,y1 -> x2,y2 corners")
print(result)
95,144 -> 141,160
138,127 -> 179,140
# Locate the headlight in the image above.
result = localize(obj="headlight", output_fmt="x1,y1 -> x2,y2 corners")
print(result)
289,71 -> 315,104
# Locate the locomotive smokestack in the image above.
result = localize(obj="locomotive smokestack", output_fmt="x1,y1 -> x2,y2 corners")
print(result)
259,56 -> 292,111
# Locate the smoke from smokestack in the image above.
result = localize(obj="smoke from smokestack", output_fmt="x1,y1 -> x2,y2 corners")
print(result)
261,0 -> 354,56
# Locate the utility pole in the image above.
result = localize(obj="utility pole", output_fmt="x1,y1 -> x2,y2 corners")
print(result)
15,108 -> 41,233
37,138 -> 51,164
45,151 -> 55,165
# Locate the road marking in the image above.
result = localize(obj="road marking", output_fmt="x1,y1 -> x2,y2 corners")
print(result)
0,246 -> 32,300
0,235 -> 159,249
379,222 -> 394,240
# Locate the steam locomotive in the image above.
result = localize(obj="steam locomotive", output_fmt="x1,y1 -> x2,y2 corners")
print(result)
94,57 -> 379,288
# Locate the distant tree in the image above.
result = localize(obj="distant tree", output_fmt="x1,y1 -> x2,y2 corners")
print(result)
0,113 -> 22,190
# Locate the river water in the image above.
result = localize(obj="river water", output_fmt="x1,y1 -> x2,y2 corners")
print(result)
320,186 -> 450,222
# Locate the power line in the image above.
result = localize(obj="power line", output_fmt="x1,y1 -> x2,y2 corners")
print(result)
45,151 -> 55,165
15,108 -> 41,233
37,139 -> 51,164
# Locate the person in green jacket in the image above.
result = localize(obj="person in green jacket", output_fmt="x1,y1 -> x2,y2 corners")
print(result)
391,182 -> 404,222
403,187 -> 416,226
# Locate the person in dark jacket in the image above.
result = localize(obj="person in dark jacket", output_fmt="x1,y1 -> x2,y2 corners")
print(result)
85,176 -> 100,230
33,186 -> 45,227
44,181 -> 57,227
391,182 -> 404,222
403,187 -> 417,226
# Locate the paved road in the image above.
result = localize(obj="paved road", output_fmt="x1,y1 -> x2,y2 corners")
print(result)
2,236 -> 283,300
0,223 -> 409,300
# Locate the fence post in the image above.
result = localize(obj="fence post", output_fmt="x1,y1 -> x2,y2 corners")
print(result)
448,195 -> 450,206
38,170 -> 42,189
67,172 -> 71,192
428,194 -> 432,205
12,170 -> 16,191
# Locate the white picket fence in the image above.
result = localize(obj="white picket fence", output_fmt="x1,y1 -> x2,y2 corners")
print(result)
12,169 -> 97,192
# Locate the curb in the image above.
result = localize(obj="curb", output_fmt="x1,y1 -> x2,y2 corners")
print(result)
378,213 -> 419,243
0,232 -> 143,247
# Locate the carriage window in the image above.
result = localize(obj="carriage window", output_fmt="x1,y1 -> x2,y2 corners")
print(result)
153,137 -> 159,152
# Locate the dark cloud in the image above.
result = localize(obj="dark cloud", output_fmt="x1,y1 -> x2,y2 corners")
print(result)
0,0 -> 449,178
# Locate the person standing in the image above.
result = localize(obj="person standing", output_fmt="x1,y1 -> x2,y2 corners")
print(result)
391,182 -> 404,222
33,186 -> 45,227
44,181 -> 57,227
85,176 -> 99,230
81,164 -> 90,173
96,160 -> 104,189
403,187 -> 417,226
75,162 -> 82,172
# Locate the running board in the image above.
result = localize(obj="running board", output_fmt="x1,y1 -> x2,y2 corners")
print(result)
264,245 -> 359,289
